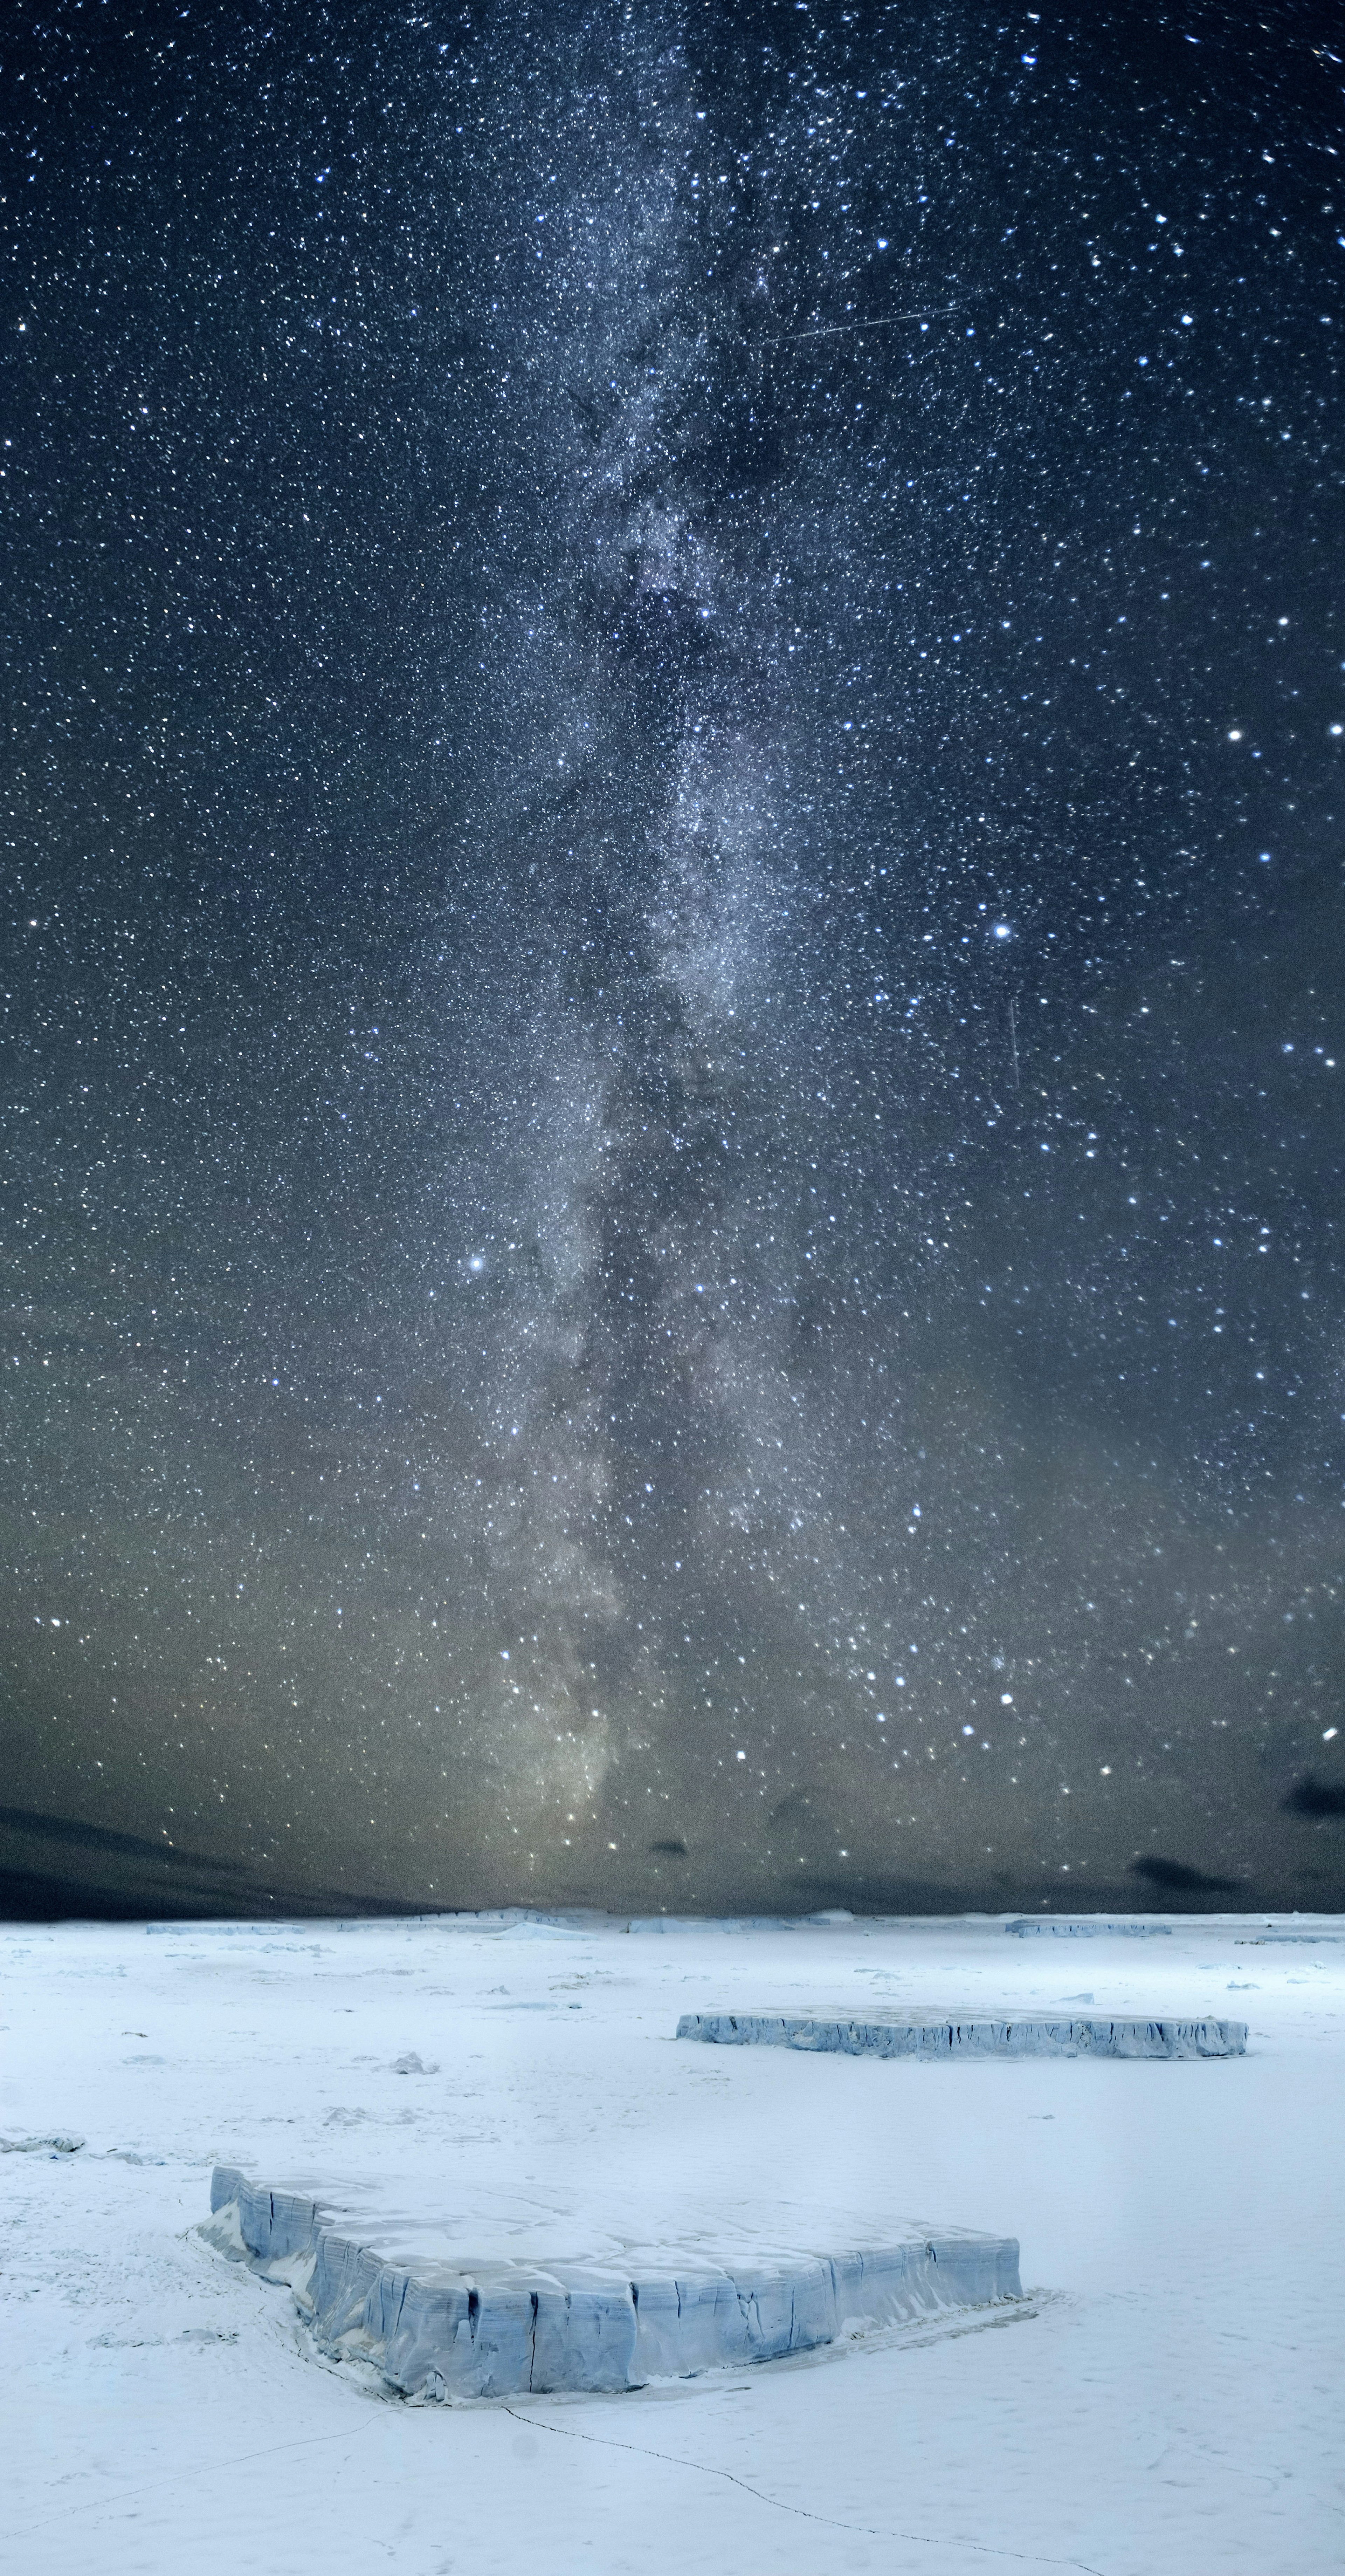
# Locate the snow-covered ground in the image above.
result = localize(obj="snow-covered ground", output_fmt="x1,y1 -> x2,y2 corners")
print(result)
3,1910 -> 1341,2576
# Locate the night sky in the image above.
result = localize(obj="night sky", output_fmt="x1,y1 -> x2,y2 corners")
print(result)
4,1 -> 1344,1921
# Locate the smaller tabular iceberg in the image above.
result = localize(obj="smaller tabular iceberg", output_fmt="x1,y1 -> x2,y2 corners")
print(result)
677,2010 -> 1247,2058
204,2164 -> 1021,2398
1004,1918 -> 1173,1938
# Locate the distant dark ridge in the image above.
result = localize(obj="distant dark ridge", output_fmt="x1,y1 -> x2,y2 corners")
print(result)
0,1809 -> 435,1923
0,1863 -> 446,1924
0,1865 -> 194,1924
0,1803 -> 240,1876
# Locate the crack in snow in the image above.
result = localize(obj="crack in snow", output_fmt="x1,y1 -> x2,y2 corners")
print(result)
499,2400 -> 1106,2572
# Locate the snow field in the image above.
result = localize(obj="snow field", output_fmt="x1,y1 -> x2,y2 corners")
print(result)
1,1910 -> 1341,2576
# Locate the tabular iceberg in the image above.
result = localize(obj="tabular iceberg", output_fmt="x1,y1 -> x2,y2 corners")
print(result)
204,2162 -> 1022,2399
676,2010 -> 1247,2058
1004,1918 -> 1173,1938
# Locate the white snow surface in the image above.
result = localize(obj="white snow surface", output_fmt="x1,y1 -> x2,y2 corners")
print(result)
2,1908 -> 1342,2575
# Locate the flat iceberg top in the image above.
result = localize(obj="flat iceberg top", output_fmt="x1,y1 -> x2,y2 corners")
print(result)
206,2156 -> 981,2277
678,2009 -> 1248,2058
208,2160 -> 995,2284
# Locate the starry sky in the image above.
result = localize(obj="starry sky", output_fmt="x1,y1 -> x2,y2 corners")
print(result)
4,0 -> 1344,1922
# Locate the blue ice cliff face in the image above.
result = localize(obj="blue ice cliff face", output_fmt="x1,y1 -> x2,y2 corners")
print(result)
676,2010 -> 1247,2058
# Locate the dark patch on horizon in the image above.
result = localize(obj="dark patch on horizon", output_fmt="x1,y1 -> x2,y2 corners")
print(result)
1282,1776 -> 1345,1820
1130,1854 -> 1239,1895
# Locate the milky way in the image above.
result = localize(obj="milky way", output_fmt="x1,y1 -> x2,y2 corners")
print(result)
4,2 -> 1344,1919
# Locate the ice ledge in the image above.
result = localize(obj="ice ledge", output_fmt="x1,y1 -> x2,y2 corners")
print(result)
677,2010 -> 1248,2059
204,2164 -> 1021,2400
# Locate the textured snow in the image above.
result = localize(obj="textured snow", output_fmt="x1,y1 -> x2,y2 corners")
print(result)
677,2008 -> 1246,2057
3,1910 -> 1342,2575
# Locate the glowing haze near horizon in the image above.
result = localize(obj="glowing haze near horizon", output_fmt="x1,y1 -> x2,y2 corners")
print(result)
4,0 -> 1344,1920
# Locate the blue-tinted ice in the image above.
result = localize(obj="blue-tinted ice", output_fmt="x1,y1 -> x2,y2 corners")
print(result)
676,2009 -> 1246,2058
204,2162 -> 1021,2398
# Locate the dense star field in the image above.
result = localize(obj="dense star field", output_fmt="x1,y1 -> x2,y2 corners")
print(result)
3,1 -> 1343,1919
